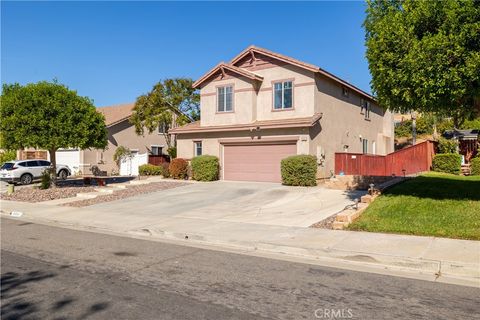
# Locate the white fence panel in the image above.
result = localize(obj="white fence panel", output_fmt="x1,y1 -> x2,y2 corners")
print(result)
120,153 -> 148,176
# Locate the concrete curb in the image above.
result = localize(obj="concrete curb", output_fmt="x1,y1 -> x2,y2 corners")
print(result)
128,226 -> 479,283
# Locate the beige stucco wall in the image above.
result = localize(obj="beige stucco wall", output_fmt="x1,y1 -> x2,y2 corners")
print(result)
199,64 -> 316,126
80,120 -> 168,174
309,74 -> 394,176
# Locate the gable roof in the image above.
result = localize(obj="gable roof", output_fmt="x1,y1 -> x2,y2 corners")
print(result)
194,45 -> 377,102
96,103 -> 135,127
192,62 -> 263,89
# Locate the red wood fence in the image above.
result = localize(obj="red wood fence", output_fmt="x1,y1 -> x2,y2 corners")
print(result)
148,155 -> 170,166
335,141 -> 436,177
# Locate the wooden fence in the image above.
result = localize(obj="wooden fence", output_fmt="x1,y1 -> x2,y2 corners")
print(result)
335,140 -> 436,177
148,155 -> 170,166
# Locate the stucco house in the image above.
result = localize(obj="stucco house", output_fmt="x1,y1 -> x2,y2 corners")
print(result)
170,46 -> 394,182
56,103 -> 170,175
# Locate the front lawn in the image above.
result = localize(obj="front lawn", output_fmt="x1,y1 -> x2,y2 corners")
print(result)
348,172 -> 480,240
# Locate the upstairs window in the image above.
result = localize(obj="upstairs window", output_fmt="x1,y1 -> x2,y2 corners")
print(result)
273,81 -> 293,110
361,99 -> 371,120
158,123 -> 169,134
217,86 -> 233,112
342,87 -> 349,98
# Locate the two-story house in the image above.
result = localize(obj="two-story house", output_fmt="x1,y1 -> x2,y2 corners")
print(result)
170,46 -> 394,182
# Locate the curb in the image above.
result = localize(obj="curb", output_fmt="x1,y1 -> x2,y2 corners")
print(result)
129,227 -> 479,282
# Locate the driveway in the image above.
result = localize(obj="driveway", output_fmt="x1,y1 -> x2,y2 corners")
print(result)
89,181 -> 363,228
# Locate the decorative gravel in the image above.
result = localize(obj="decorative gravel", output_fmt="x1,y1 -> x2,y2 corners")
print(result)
310,214 -> 338,229
63,181 -> 188,207
0,186 -> 97,203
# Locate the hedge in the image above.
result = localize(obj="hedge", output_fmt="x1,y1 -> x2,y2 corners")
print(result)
191,155 -> 219,181
432,153 -> 461,175
139,164 -> 163,176
169,158 -> 188,179
281,155 -> 317,186
471,157 -> 480,176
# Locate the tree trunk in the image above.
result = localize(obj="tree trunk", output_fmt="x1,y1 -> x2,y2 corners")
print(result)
49,149 -> 57,187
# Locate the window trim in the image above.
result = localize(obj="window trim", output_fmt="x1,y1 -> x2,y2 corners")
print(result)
216,84 -> 235,113
271,79 -> 295,111
194,141 -> 203,157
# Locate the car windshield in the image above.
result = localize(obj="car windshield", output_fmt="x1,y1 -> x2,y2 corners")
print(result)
1,163 -> 14,170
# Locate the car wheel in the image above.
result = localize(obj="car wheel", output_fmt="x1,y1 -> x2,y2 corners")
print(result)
20,173 -> 33,185
58,169 -> 68,180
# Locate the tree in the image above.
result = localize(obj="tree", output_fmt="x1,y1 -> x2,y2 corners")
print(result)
0,81 -> 107,185
130,78 -> 200,148
364,0 -> 480,127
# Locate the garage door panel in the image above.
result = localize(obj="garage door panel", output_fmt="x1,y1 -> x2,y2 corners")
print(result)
223,143 -> 297,182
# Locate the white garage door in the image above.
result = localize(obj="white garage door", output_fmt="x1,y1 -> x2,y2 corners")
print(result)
55,149 -> 81,174
223,143 -> 297,182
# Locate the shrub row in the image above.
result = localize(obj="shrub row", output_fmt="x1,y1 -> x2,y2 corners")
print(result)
139,163 -> 170,177
432,153 -> 461,175
281,155 -> 317,186
142,154 -> 319,186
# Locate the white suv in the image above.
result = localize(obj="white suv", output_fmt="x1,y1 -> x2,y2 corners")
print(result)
0,159 -> 71,185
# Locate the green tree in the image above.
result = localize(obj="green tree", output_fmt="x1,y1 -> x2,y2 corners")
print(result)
365,0 -> 480,127
130,78 -> 200,148
0,81 -> 107,185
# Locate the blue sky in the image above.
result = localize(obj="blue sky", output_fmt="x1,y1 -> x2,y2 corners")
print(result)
2,1 -> 370,107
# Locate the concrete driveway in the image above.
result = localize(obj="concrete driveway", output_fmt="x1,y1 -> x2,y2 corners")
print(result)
90,181 -> 363,228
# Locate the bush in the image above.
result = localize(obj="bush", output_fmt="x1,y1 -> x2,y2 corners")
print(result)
432,153 -> 461,175
437,137 -> 458,154
40,169 -> 51,189
281,155 -> 317,186
0,150 -> 16,165
160,162 -> 170,178
471,157 -> 480,176
167,146 -> 177,159
191,155 -> 219,181
169,158 -> 188,179
139,164 -> 163,176
113,146 -> 132,168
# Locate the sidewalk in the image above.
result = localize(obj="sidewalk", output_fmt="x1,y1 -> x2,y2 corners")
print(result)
1,199 -> 479,286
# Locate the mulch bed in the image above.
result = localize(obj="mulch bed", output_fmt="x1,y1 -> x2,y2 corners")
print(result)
0,186 -> 97,203
63,181 -> 188,207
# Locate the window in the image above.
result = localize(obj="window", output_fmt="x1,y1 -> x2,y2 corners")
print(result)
26,160 -> 40,167
372,141 -> 376,155
194,141 -> 202,156
361,99 -> 371,119
39,160 -> 51,167
151,146 -> 162,156
362,139 -> 368,154
17,162 -> 27,167
273,81 -> 293,110
342,87 -> 349,98
158,123 -> 169,134
217,86 -> 233,112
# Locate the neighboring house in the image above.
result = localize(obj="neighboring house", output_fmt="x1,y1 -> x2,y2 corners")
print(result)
46,103 -> 168,175
170,46 -> 394,182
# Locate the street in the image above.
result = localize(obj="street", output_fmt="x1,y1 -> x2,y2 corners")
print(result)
1,217 -> 479,320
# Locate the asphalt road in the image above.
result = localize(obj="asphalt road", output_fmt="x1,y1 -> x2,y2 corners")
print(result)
1,218 -> 479,320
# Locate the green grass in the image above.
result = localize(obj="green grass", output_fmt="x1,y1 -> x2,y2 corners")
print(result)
348,172 -> 480,240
